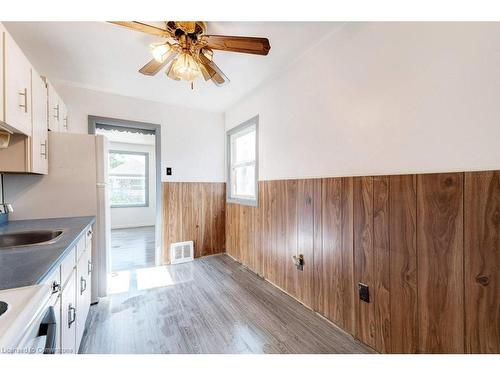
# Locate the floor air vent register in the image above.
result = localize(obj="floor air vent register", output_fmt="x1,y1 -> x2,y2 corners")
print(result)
170,241 -> 194,264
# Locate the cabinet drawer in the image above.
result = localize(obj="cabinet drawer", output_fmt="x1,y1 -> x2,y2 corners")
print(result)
60,246 -> 76,287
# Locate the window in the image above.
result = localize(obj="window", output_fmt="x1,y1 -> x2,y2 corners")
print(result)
109,151 -> 149,207
227,116 -> 258,206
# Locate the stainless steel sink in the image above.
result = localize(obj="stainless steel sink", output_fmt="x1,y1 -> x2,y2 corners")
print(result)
0,230 -> 64,249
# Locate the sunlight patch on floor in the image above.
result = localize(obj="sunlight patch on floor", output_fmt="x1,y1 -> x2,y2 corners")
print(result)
108,270 -> 130,294
136,266 -> 175,290
107,263 -> 194,295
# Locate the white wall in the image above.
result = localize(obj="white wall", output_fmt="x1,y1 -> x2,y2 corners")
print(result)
58,84 -> 225,182
109,141 -> 156,229
225,22 -> 500,180
4,133 -> 98,220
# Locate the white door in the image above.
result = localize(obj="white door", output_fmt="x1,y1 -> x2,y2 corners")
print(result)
4,30 -> 32,135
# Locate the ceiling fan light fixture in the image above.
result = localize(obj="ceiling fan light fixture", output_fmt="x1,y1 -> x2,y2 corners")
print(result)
170,51 -> 201,81
150,42 -> 171,62
110,21 -> 271,87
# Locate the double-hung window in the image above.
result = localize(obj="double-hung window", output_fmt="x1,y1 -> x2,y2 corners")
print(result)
227,116 -> 258,206
109,150 -> 149,207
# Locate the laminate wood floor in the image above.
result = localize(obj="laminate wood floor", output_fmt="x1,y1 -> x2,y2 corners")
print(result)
110,226 -> 155,272
80,254 -> 374,354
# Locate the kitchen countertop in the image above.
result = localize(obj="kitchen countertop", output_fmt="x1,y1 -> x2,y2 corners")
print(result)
0,216 -> 95,290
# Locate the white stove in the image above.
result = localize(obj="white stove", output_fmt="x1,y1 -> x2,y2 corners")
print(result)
0,284 -> 53,354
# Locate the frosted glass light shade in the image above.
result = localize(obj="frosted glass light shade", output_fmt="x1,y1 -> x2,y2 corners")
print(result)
150,43 -> 171,62
171,52 -> 201,81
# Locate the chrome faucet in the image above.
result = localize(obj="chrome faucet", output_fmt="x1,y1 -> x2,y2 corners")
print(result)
0,174 -> 13,215
0,203 -> 13,214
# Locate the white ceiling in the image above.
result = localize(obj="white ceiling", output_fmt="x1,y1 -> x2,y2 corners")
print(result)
4,22 -> 340,113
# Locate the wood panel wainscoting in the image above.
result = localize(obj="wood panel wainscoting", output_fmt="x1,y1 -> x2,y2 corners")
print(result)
225,171 -> 500,354
163,182 -> 226,263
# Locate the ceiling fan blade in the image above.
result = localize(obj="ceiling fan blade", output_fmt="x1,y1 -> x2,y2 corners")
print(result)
166,61 -> 180,81
202,35 -> 271,55
108,21 -> 172,37
198,52 -> 230,86
139,51 -> 176,76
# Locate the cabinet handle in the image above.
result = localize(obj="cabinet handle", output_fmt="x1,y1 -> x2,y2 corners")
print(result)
68,304 -> 76,328
19,88 -> 28,113
51,281 -> 61,294
80,276 -> 87,295
64,117 -> 68,129
54,104 -> 59,121
40,140 -> 48,159
87,260 -> 92,275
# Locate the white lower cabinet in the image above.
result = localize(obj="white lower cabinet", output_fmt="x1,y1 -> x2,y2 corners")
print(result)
60,270 -> 77,354
55,224 -> 93,354
76,245 -> 91,349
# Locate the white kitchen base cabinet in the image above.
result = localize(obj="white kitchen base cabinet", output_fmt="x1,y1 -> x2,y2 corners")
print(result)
55,224 -> 93,354
76,242 -> 92,349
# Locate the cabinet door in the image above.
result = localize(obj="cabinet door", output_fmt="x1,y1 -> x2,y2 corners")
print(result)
59,101 -> 68,132
4,29 -> 31,135
47,83 -> 60,131
76,247 -> 91,350
31,72 -> 48,174
60,270 -> 77,354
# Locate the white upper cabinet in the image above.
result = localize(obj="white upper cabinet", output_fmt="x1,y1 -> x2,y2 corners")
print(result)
3,26 -> 32,135
47,81 -> 68,132
59,100 -> 68,132
48,82 -> 60,131
31,71 -> 49,174
0,22 -> 69,174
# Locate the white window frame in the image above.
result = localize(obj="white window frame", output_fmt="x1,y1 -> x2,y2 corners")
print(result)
226,115 -> 259,207
109,150 -> 149,208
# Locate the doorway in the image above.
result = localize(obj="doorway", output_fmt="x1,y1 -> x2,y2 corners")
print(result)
88,116 -> 162,295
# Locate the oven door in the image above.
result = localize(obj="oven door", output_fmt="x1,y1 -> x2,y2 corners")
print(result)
16,298 -> 58,355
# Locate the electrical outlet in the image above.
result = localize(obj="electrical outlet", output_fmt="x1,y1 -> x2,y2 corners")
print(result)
358,283 -> 370,303
166,167 -> 172,176
292,254 -> 304,271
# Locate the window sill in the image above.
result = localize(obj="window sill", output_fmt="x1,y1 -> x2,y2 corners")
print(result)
111,204 -> 149,208
226,197 -> 258,207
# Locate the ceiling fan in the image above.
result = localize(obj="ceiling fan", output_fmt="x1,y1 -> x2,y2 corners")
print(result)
109,21 -> 271,88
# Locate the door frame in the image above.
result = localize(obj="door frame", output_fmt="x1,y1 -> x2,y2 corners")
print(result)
88,115 -> 163,267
